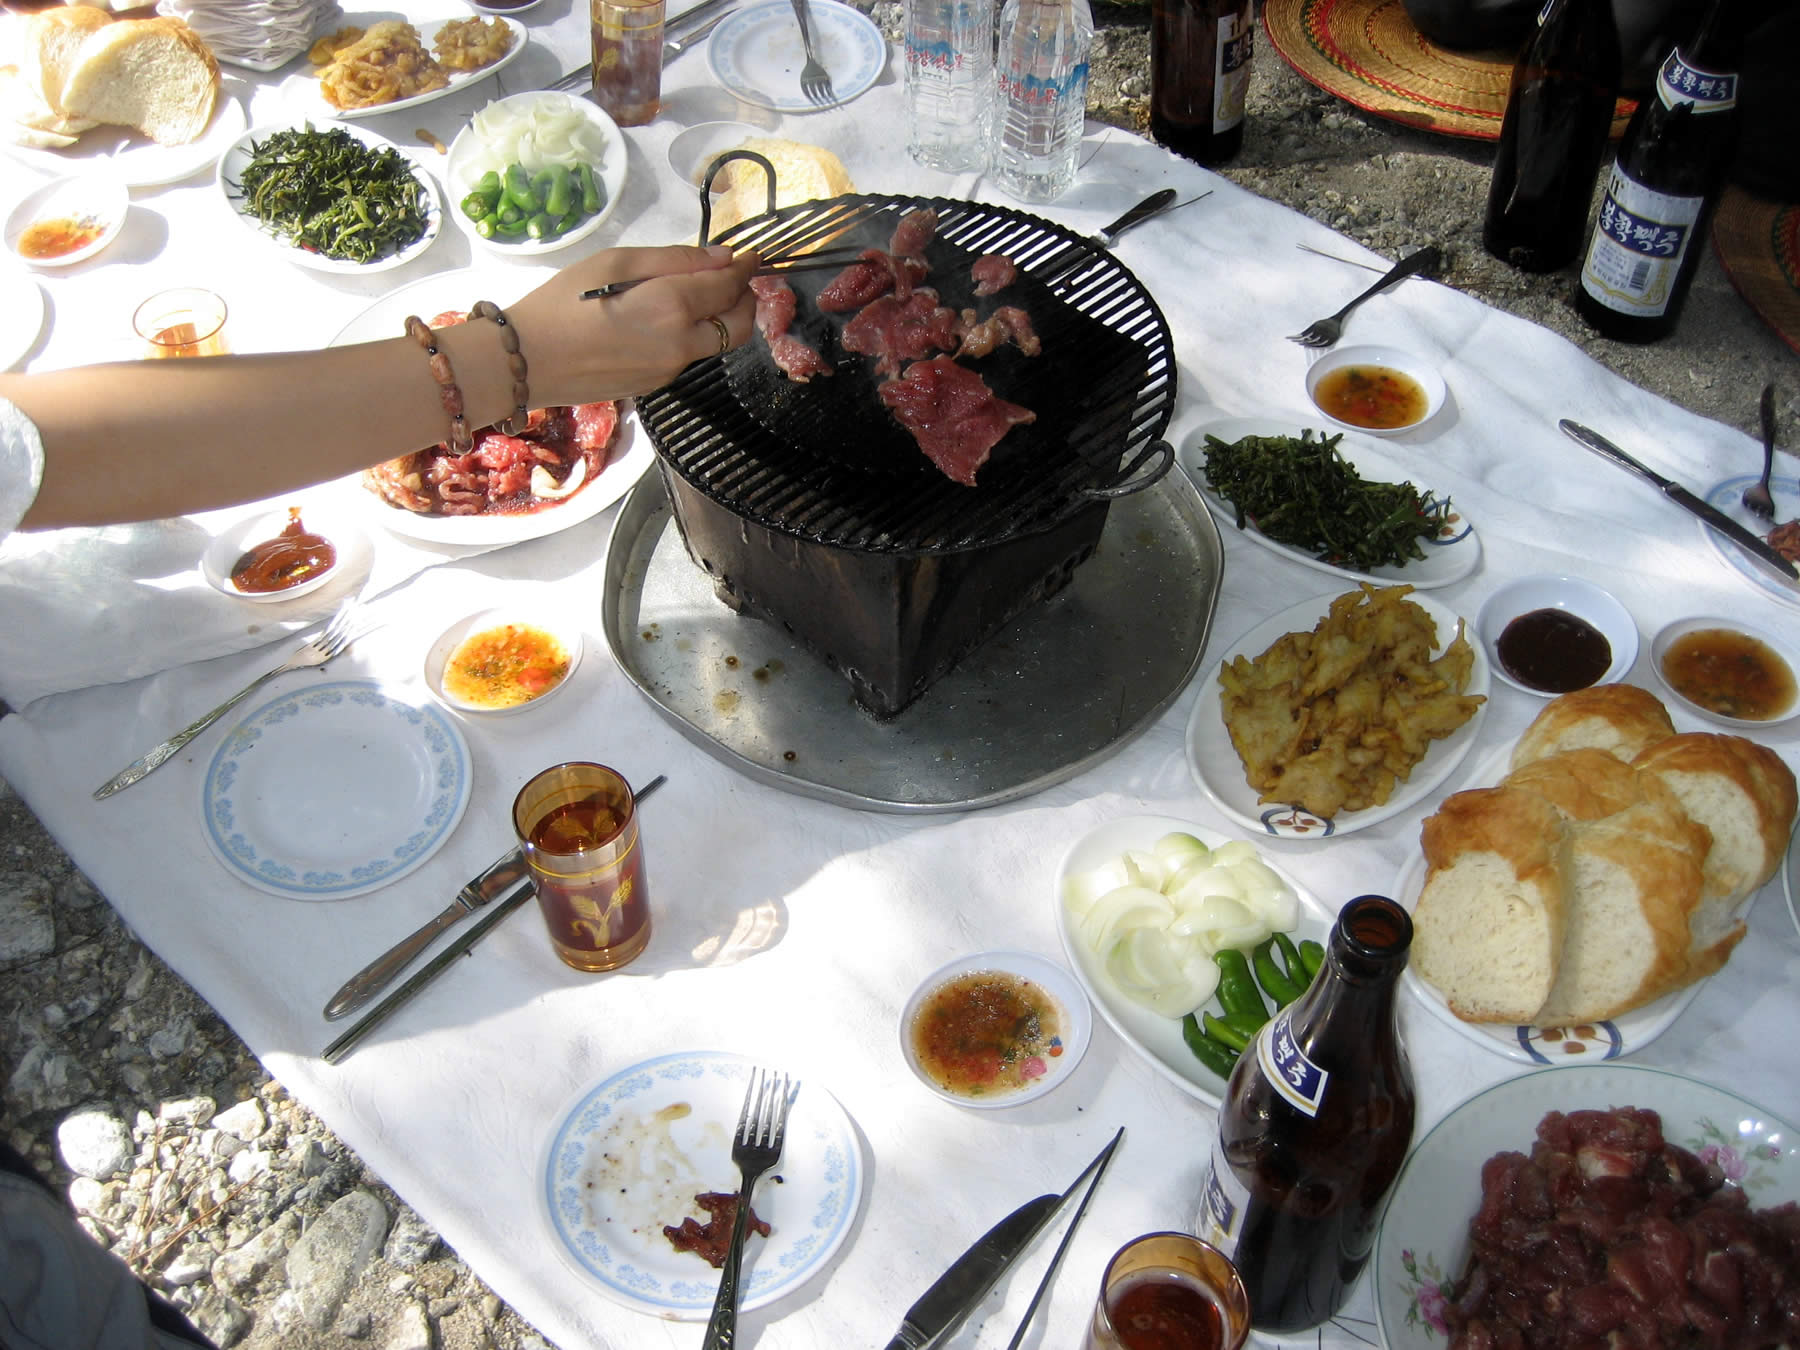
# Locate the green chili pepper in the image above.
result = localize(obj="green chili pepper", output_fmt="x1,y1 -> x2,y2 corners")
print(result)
502,163 -> 541,215
498,202 -> 523,226
1181,1013 -> 1240,1078
526,212 -> 562,241
1254,939 -> 1306,1009
1221,1009 -> 1265,1040
1298,939 -> 1325,981
1273,930 -> 1307,986
474,212 -> 499,239
1214,949 -> 1267,1025
1202,1012 -> 1251,1054
537,165 -> 572,218
573,162 -> 602,216
493,215 -> 530,238
461,191 -> 494,222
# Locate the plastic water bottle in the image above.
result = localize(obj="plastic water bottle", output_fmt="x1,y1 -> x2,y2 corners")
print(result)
991,0 -> 1094,203
904,0 -> 995,172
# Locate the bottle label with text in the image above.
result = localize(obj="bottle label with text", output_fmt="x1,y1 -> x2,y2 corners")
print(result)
1194,1137 -> 1251,1254
1655,48 -> 1737,114
1212,12 -> 1251,133
1579,164 -> 1703,317
1256,1010 -> 1328,1117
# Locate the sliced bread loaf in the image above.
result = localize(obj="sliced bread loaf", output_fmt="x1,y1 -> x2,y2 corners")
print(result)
60,17 -> 219,146
1413,786 -> 1571,1023
15,5 -> 108,117
1533,796 -> 1711,1026
1509,683 -> 1676,772
1502,747 -> 1650,822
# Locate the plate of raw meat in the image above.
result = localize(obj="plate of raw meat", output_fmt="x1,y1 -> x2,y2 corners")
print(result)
330,268 -> 652,546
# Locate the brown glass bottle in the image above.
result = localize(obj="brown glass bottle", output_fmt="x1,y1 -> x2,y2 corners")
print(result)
1150,0 -> 1253,166
1482,0 -> 1621,272
1194,896 -> 1416,1333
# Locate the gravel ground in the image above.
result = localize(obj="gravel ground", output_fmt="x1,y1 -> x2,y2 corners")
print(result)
2,12 -> 1794,1348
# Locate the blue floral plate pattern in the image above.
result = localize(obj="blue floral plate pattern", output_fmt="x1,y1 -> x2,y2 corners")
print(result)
540,1050 -> 864,1318
200,679 -> 470,900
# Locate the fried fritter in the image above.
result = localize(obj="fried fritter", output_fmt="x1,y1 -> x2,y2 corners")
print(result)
1219,583 -> 1485,819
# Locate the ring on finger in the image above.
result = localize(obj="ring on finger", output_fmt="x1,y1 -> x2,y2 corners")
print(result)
707,315 -> 730,356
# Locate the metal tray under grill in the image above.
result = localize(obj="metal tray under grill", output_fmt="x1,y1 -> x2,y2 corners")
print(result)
601,468 -> 1226,813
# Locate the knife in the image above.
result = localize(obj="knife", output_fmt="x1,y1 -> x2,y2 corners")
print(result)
1559,420 -> 1799,582
1037,188 -> 1206,285
882,1131 -> 1124,1350
322,845 -> 530,1020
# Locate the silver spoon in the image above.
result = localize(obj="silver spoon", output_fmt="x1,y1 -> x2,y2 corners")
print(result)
1744,382 -> 1777,521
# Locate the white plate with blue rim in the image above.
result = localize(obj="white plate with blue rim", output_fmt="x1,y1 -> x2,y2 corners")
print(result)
1185,589 -> 1489,839
539,1050 -> 865,1318
706,0 -> 886,112
200,679 -> 471,900
217,119 -> 443,273
1698,473 -> 1800,606
1373,1065 -> 1800,1350
1177,414 -> 1479,590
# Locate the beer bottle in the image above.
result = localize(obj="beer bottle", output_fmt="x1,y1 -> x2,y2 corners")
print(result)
1482,0 -> 1621,272
1194,896 -> 1415,1333
1573,0 -> 1747,341
1150,0 -> 1254,166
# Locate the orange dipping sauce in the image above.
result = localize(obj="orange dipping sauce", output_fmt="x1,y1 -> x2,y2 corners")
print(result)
1312,364 -> 1429,430
443,622 -> 571,709
16,215 -> 106,260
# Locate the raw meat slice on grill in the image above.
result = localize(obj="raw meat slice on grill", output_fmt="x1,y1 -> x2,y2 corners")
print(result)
971,255 -> 1017,296
877,355 -> 1036,486
816,248 -> 931,313
956,305 -> 1041,360
889,206 -> 939,256
750,274 -> 832,382
841,288 -> 963,378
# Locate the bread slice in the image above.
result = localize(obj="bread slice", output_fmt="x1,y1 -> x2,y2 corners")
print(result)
60,17 -> 219,146
1413,786 -> 1571,1023
1509,683 -> 1676,772
16,5 -> 110,116
1502,747 -> 1650,822
0,63 -> 97,140
1533,796 -> 1711,1026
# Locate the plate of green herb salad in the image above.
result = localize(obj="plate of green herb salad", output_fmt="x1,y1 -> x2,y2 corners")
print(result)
1178,415 -> 1479,589
215,120 -> 443,274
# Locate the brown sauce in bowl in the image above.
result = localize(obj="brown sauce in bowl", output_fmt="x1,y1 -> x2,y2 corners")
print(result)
910,970 -> 1064,1099
1660,627 -> 1796,721
230,508 -> 335,593
1496,608 -> 1612,693
1311,364 -> 1429,430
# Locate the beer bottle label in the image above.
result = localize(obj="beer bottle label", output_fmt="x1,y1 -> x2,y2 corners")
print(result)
1195,1137 -> 1251,1254
1212,11 -> 1252,134
1655,48 -> 1737,114
1578,164 -> 1703,318
1255,1009 -> 1328,1117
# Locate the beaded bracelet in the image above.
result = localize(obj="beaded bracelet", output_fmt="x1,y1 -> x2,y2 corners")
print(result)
470,300 -> 530,436
403,314 -> 471,454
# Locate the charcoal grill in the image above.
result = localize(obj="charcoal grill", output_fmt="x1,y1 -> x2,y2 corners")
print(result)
635,173 -> 1179,719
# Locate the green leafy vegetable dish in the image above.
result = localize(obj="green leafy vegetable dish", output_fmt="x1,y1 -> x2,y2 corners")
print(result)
1202,429 -> 1453,573
228,124 -> 430,264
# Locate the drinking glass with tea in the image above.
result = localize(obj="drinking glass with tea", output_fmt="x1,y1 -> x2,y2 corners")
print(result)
1084,1232 -> 1251,1350
512,762 -> 652,971
133,287 -> 228,359
590,0 -> 664,126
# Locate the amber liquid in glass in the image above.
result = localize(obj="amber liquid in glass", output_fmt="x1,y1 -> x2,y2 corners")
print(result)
526,792 -> 651,971
145,320 -> 227,359
591,0 -> 663,126
1106,1272 -> 1226,1350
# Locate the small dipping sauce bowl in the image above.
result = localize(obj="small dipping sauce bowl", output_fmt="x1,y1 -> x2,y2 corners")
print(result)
1650,616 -> 1800,727
1304,343 -> 1446,437
6,176 -> 128,269
667,120 -> 765,185
900,950 -> 1090,1109
1477,575 -> 1638,698
425,604 -> 584,716
1084,1232 -> 1251,1350
200,503 -> 369,603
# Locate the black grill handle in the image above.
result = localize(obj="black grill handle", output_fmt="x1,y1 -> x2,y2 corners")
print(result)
698,151 -> 779,245
1082,439 -> 1173,500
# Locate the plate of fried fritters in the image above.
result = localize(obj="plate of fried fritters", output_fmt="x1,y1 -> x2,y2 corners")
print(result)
1186,583 -> 1490,838
281,15 -> 525,120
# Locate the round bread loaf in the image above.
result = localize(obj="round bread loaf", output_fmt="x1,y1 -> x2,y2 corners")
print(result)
1413,786 -> 1571,1024
703,138 -> 855,243
59,17 -> 219,146
1509,683 -> 1676,772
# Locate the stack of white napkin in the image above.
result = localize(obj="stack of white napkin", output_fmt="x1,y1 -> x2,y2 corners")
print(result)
156,0 -> 342,72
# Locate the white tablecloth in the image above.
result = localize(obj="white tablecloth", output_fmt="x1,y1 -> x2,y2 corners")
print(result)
3,7 -> 1798,1348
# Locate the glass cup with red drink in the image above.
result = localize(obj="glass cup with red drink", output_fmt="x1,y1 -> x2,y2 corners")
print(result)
512,762 -> 651,971
1085,1232 -> 1251,1350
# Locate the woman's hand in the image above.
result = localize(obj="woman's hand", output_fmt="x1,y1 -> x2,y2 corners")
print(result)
509,243 -> 759,407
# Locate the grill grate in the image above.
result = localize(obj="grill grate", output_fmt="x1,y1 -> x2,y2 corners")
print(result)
637,193 -> 1176,554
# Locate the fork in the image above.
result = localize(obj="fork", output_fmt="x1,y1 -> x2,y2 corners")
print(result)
1287,244 -> 1442,348
701,1068 -> 794,1350
788,0 -> 833,106
92,598 -> 370,801
1744,382 -> 1777,521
